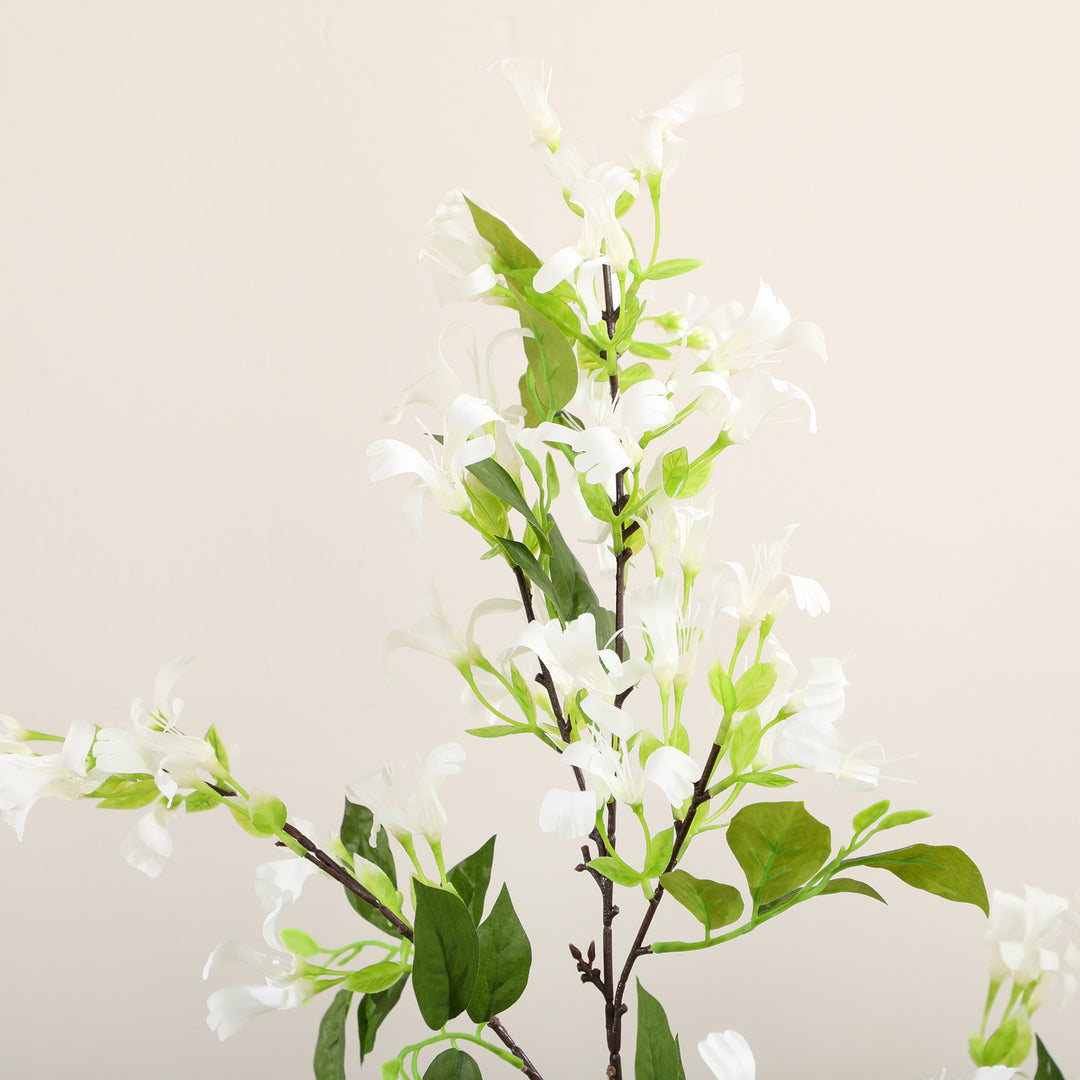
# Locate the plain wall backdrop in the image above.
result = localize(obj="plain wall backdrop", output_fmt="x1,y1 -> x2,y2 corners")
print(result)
1,2 -> 1078,1078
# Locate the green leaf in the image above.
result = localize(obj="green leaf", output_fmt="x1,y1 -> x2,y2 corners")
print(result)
643,258 -> 705,280
733,770 -> 797,788
635,982 -> 687,1080
510,664 -> 537,723
734,662 -> 778,712
852,800 -> 891,834
464,723 -> 532,739
1035,1036 -> 1067,1080
729,713 -> 762,775
465,457 -> 546,542
588,856 -> 643,888
819,878 -> 887,904
507,278 -> 578,426
678,457 -> 715,498
447,835 -> 496,926
343,961 -> 410,994
629,341 -> 672,360
183,789 -> 222,813
662,448 -> 690,497
984,1011 -> 1032,1068
876,809 -> 933,831
708,660 -> 737,715
544,451 -> 560,501
248,790 -> 287,835
643,828 -> 675,878
494,537 -> 561,616
463,196 -> 540,270
412,882 -> 479,1029
203,723 -> 231,772
382,1061 -> 403,1080
340,801 -> 400,936
614,189 -> 636,217
727,801 -> 832,910
423,1048 -> 483,1080
94,778 -> 162,811
841,844 -> 989,914
504,268 -> 584,342
467,883 -> 532,1022
279,928 -> 320,957
357,976 -> 408,1063
313,989 -> 350,1080
660,870 -> 744,934
619,361 -> 655,389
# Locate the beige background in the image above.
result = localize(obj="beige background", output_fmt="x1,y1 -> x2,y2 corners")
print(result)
2,1 -> 1078,1078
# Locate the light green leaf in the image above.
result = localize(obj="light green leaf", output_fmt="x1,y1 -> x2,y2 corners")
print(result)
733,770 -> 796,788
509,279 -> 578,426
727,801 -> 832,910
467,883 -> 532,1022
629,341 -> 672,360
660,870 -> 744,934
841,844 -> 989,914
643,258 -> 705,280
662,448 -> 690,498
819,878 -> 887,904
465,457 -> 546,542
643,828 -> 675,878
447,835 -> 496,926
204,723 -> 231,772
423,1048 -> 483,1080
984,1011 -> 1032,1068
464,723 -> 532,739
279,928 -> 320,958
412,882 -> 479,1029
729,713 -> 761,775
588,856 -> 643,888
248,790 -> 287,835
875,809 -> 933,831
708,660 -> 737,715
544,450 -> 560,500
357,976 -> 408,1063
1035,1036 -> 1067,1080
635,982 -> 687,1080
93,777 -> 162,811
342,961 -> 409,994
734,662 -> 778,712
183,789 -> 222,813
619,361 -> 655,388
463,196 -> 540,270
313,989 -> 350,1080
509,664 -> 537,723
852,800 -> 891,834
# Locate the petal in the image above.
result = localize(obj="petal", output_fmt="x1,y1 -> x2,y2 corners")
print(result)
533,247 -> 584,294
644,746 -> 699,805
121,802 -> 173,879
698,1029 -> 756,1080
538,788 -> 598,839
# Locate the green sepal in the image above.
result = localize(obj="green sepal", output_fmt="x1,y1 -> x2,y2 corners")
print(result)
1035,1036 -> 1067,1080
412,882 -> 479,1029
423,1048 -> 483,1080
588,857 -> 643,888
463,196 -> 540,270
642,258 -> 705,280
614,189 -> 636,218
313,989 -> 350,1080
447,835 -> 496,926
635,982 -> 688,1080
840,844 -> 989,914
727,801 -> 832,911
357,976 -> 408,1063
342,961 -> 410,994
466,883 -> 532,1022
819,878 -> 887,904
660,869 -> 744,934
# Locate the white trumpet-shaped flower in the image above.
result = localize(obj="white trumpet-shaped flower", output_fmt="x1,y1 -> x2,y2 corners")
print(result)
643,745 -> 700,805
418,191 -> 497,305
987,886 -> 1071,988
676,369 -> 817,443
345,743 -> 465,845
699,1029 -> 756,1080
489,58 -> 561,151
538,787 -> 601,840
368,393 -> 502,538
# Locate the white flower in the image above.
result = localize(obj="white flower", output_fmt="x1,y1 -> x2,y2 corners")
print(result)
0,717 -> 100,840
643,745 -> 700,806
677,369 -> 817,443
987,886 -> 1071,987
368,393 -> 501,538
203,939 -> 313,1041
699,1029 -> 755,1080
635,55 -> 744,180
418,191 -> 498,305
0,715 -> 31,755
717,526 -> 829,630
489,58 -> 561,150
255,858 -> 320,948
562,734 -> 647,809
538,787 -> 600,840
345,743 -> 465,844
630,575 -> 706,698
120,801 -> 173,878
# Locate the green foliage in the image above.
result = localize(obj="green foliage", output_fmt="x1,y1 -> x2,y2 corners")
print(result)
840,844 -> 989,914
340,800 -> 401,936
728,713 -> 762,775
819,878 -> 887,904
279,928 -> 319,957
423,1048 -> 483,1080
1035,1036 -> 1067,1080
248,791 -> 287,835
635,982 -> 687,1080
467,884 -> 532,1022
708,660 -> 737,716
660,870 -> 744,934
546,521 -> 616,647
876,809 -> 933,831
90,775 -> 162,811
412,882 -> 479,1029
619,361 -> 655,388
342,961 -> 410,994
628,341 -> 672,360
982,1011 -> 1033,1068
642,258 -> 705,280
447,835 -> 496,926
727,801 -> 832,911
508,278 -> 578,426
852,800 -> 890,833
313,990 -> 350,1080
734,663 -> 777,712
467,455 -> 545,542
588,857 -> 643,888
643,827 -> 675,878
356,977 -> 408,1063
662,448 -> 689,497
463,196 -> 539,271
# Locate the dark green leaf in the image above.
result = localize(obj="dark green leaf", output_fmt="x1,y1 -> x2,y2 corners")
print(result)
643,258 -> 705,280
466,457 -> 546,541
635,982 -> 687,1080
467,884 -> 532,1022
852,800 -> 891,834
546,520 -> 615,647
463,196 -> 539,270
841,844 -> 989,914
660,870 -> 744,934
313,990 -> 350,1080
412,882 -> 479,1029
727,801 -> 832,910
494,536 -> 561,616
819,878 -> 887,904
1035,1036 -> 1067,1080
447,835 -> 496,926
340,801 -> 399,935
423,1048 -> 482,1080
357,976 -> 408,1063
588,857 -> 643,888
629,341 -> 672,360
734,662 -> 778,712
662,448 -> 690,497
342,961 -> 409,994
643,828 -> 675,878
